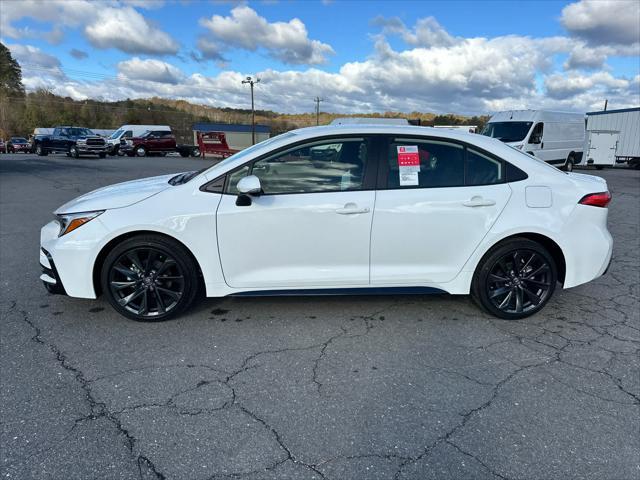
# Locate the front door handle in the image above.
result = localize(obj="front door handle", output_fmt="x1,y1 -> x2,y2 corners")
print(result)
335,203 -> 370,215
463,196 -> 496,207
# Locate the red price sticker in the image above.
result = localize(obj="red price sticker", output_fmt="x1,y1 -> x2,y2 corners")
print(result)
397,145 -> 420,167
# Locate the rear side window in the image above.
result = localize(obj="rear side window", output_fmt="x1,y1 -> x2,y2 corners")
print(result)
386,139 -> 464,188
466,148 -> 503,185
506,162 -> 528,182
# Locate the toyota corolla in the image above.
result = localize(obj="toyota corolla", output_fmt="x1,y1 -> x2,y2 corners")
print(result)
39,125 -> 613,321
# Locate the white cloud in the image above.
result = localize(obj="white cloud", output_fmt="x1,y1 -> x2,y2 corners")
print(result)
561,0 -> 640,46
199,5 -> 334,65
117,57 -> 184,84
0,0 -> 178,55
6,43 -> 66,89
85,6 -> 179,54
545,71 -> 631,99
371,16 -> 456,47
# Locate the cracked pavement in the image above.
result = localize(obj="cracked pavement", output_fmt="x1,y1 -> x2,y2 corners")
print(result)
1,154 -> 638,479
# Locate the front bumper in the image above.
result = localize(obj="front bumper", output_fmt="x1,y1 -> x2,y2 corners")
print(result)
77,144 -> 109,153
40,248 -> 66,295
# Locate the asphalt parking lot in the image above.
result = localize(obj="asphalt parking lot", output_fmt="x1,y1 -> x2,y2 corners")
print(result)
1,152 -> 638,480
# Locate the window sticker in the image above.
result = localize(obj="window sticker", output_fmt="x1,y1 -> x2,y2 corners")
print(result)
397,145 -> 420,186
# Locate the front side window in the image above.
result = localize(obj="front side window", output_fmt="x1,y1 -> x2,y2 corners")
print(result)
529,123 -> 543,144
386,139 -> 464,188
248,138 -> 370,194
466,148 -> 504,185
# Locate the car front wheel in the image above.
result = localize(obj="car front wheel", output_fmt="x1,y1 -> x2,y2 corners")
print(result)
101,235 -> 200,321
472,238 -> 557,320
135,146 -> 146,157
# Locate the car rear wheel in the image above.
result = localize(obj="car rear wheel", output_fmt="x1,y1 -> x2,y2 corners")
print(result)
36,144 -> 48,156
471,238 -> 557,320
101,235 -> 199,321
135,146 -> 147,157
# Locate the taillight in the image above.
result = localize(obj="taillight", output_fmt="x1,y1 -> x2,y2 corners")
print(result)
579,191 -> 611,208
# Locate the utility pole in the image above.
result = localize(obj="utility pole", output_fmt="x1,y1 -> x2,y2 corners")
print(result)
603,99 -> 608,111
314,96 -> 323,126
242,76 -> 260,144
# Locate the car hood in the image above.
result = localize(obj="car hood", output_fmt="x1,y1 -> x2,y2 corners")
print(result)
54,173 -> 177,214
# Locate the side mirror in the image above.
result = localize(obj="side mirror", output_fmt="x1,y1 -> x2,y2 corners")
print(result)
236,175 -> 262,195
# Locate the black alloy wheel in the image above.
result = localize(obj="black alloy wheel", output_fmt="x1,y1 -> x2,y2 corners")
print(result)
102,235 -> 199,321
472,238 -> 557,319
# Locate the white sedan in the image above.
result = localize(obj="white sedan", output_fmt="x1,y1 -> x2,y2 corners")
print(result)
40,125 -> 613,321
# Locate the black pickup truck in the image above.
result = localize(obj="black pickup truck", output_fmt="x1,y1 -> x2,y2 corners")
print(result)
35,126 -> 109,158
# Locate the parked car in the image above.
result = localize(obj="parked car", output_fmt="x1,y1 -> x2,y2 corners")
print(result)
119,128 -> 200,158
482,110 -> 585,171
34,126 -> 109,158
40,125 -> 612,322
108,125 -> 171,155
7,137 -> 30,153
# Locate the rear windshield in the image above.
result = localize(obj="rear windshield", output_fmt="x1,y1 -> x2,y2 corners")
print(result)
11,138 -> 27,143
482,122 -> 533,142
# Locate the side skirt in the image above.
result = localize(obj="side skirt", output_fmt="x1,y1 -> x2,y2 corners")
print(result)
230,287 -> 447,297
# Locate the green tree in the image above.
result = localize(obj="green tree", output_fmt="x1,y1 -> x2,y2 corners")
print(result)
0,42 -> 24,97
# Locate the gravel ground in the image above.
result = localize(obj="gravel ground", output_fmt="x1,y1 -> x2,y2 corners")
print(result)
1,153 -> 638,480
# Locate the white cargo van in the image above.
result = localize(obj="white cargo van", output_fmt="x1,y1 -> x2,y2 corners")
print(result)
482,110 -> 585,171
108,125 -> 171,154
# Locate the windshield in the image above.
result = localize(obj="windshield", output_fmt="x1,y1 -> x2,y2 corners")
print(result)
482,122 -> 533,142
11,138 -> 27,143
110,129 -> 124,139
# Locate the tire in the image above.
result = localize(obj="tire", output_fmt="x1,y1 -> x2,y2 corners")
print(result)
69,146 -> 80,158
101,235 -> 200,322
99,152 -> 106,159
191,147 -> 200,157
36,144 -> 48,156
471,238 -> 557,320
135,146 -> 147,157
564,154 -> 575,172
595,165 -> 604,170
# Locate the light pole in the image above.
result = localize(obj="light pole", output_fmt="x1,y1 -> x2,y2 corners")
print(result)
314,96 -> 323,126
242,76 -> 260,145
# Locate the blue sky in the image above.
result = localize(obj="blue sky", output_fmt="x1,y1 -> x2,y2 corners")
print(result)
1,0 -> 639,114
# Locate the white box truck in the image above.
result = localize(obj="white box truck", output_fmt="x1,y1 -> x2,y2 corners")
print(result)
107,125 -> 171,155
481,110 -> 585,171
582,107 -> 640,169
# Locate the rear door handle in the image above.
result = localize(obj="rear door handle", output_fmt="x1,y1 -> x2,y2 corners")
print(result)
463,196 -> 496,207
335,203 -> 370,215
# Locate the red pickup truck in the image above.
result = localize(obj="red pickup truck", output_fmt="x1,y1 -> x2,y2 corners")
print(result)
119,129 -> 200,158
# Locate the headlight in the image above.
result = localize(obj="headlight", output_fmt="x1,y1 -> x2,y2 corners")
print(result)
56,211 -> 103,237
